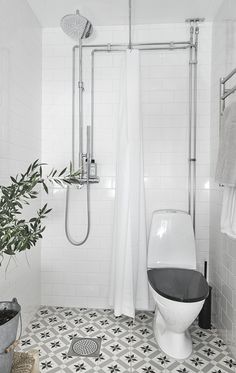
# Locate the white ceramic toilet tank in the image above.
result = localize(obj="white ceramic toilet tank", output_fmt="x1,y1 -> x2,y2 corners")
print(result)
147,209 -> 196,270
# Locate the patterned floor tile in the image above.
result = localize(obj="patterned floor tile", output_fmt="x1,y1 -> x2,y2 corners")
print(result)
19,306 -> 236,373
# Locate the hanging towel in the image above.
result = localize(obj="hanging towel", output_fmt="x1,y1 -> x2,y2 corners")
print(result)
215,102 -> 236,238
215,102 -> 236,185
109,50 -> 149,318
220,187 -> 236,239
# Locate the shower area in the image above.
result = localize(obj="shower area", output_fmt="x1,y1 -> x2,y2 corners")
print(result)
41,5 -> 211,309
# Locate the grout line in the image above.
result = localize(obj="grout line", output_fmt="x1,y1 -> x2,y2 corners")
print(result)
130,316 -> 134,373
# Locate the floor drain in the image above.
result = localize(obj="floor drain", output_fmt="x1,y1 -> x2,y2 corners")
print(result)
68,338 -> 101,357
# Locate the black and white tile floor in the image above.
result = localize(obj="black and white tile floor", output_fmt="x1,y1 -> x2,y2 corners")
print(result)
20,306 -> 236,372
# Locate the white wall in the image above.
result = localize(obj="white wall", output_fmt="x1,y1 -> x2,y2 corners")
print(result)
0,0 -> 42,329
41,22 -> 212,308
210,0 -> 236,357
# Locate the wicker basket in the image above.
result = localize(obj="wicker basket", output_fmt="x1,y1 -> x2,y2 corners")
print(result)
12,350 -> 39,373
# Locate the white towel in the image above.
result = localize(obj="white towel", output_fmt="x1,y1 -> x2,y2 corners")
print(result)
215,102 -> 236,185
221,186 -> 236,239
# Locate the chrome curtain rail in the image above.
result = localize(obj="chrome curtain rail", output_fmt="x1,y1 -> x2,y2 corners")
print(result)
91,21 -> 201,236
73,41 -> 193,49
90,42 -> 192,167
90,45 -> 190,51
90,23 -> 199,232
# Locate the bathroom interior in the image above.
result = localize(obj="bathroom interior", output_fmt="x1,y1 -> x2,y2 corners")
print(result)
0,0 -> 236,371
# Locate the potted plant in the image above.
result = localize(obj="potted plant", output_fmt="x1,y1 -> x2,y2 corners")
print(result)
0,160 -> 81,373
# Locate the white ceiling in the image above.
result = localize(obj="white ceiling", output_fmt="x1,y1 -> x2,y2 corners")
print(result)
27,0 -> 224,28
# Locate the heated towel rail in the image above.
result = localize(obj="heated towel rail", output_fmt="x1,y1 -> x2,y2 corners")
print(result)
220,68 -> 236,116
218,68 -> 236,187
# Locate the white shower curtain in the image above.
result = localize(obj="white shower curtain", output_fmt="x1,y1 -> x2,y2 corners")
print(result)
109,50 -> 149,318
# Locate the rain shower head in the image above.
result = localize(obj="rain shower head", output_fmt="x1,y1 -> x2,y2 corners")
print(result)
60,10 -> 93,41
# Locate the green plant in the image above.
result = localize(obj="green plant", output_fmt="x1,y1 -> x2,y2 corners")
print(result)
0,160 -> 81,261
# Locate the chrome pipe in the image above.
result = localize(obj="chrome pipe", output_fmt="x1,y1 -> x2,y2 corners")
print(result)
72,46 -> 76,169
192,25 -> 199,232
188,24 -> 194,216
90,46 -> 190,55
137,45 -> 190,51
91,51 -> 95,159
129,0 -> 132,49
78,39 -> 83,169
77,41 -> 192,49
65,42 -> 91,246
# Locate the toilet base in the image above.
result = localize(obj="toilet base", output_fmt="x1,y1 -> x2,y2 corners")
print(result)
153,309 -> 193,360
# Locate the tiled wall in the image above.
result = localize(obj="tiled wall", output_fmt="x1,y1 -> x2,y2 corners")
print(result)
210,0 -> 236,357
0,0 -> 42,328
41,23 -> 212,308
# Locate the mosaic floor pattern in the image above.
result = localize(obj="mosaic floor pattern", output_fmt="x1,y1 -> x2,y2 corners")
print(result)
20,306 -> 236,372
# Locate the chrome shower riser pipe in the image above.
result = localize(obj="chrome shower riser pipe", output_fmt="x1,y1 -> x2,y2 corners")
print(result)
192,26 -> 199,232
78,39 -> 84,170
129,0 -> 132,49
61,10 -> 94,246
188,21 -> 200,233
188,25 -> 194,216
65,39 -> 91,246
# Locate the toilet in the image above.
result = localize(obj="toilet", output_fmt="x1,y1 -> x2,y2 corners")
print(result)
147,209 -> 209,360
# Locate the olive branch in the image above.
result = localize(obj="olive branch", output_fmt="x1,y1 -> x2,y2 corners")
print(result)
0,160 -> 81,260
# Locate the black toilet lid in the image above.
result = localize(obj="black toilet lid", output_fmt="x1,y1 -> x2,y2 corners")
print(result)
148,268 -> 209,303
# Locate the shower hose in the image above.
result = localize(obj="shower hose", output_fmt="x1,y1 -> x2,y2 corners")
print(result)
65,168 -> 90,246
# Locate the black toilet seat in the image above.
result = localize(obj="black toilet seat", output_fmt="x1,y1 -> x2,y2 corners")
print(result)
148,268 -> 209,303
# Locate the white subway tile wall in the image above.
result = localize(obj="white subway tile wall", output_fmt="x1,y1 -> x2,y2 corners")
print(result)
41,23 -> 212,308
210,0 -> 236,357
0,0 -> 42,329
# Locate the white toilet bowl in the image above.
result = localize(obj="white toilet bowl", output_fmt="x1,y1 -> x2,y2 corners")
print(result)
149,285 -> 204,359
147,210 -> 209,360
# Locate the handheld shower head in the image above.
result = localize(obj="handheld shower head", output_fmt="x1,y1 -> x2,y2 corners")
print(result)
60,10 -> 93,41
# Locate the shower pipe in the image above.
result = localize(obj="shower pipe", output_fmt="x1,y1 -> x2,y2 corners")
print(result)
192,24 -> 199,232
188,25 -> 194,216
85,21 -> 201,232
129,0 -> 132,49
187,20 -> 200,232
